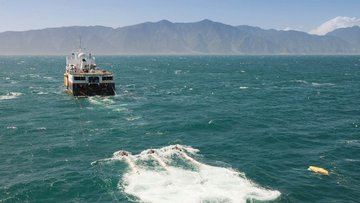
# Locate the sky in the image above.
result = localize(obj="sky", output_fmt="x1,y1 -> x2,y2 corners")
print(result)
0,0 -> 359,35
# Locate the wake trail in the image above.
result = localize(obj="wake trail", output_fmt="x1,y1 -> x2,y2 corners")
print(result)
93,144 -> 281,203
146,149 -> 169,170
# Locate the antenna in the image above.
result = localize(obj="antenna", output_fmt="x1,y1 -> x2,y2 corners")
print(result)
79,36 -> 82,50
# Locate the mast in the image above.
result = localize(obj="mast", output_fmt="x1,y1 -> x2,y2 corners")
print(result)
79,36 -> 82,51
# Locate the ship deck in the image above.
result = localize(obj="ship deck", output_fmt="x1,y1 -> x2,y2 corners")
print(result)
67,69 -> 113,76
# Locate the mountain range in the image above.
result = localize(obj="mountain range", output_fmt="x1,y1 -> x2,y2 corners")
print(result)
0,19 -> 359,55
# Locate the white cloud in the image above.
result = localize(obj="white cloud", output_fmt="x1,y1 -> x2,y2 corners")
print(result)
283,27 -> 294,31
309,16 -> 360,35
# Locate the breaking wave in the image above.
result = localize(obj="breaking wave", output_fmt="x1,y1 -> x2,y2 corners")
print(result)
93,145 -> 280,203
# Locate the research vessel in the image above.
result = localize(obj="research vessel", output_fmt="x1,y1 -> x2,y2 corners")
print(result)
64,49 -> 115,96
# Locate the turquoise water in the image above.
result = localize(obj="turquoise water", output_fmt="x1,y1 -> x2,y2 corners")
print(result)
1,55 -> 359,203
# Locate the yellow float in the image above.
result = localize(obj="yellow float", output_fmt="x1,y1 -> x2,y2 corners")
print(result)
308,166 -> 329,175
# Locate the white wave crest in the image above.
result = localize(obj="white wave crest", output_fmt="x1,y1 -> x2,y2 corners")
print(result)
97,145 -> 280,203
0,92 -> 22,100
43,76 -> 54,80
292,80 -> 309,84
292,80 -> 335,87
126,116 -> 142,121
311,82 -> 335,86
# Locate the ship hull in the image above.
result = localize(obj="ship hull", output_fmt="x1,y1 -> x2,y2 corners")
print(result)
67,82 -> 115,96
64,73 -> 115,96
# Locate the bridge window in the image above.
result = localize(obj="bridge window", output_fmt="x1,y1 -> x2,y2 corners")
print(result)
74,76 -> 86,80
102,76 -> 113,81
89,76 -> 100,83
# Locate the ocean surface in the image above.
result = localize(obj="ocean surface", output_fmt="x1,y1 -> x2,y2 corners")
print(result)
0,55 -> 359,203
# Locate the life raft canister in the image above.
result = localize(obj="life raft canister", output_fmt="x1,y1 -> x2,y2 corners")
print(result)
308,166 -> 329,175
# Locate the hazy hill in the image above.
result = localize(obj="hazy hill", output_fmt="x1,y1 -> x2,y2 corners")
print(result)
326,26 -> 360,52
0,20 -> 359,55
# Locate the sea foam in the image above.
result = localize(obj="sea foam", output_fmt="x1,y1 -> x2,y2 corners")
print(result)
97,145 -> 281,203
0,92 -> 22,100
